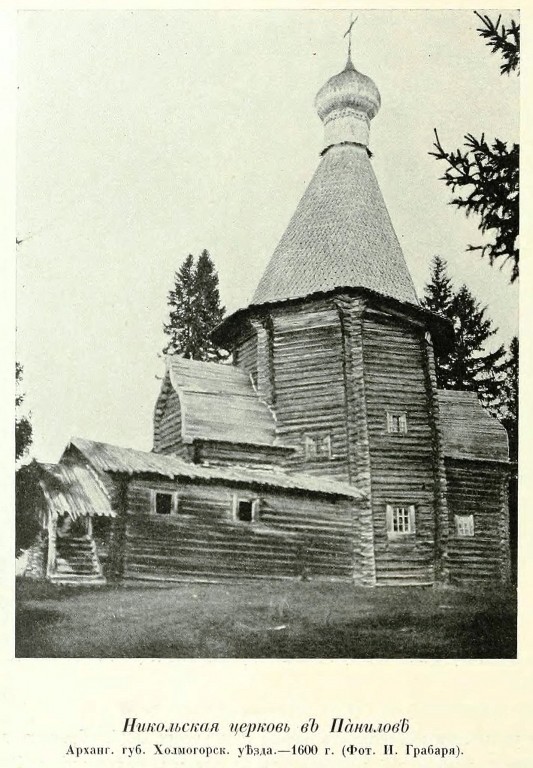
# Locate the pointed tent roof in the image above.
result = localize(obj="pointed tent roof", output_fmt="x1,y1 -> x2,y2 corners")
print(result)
252,143 -> 419,307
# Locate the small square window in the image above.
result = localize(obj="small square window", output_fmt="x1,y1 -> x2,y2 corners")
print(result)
455,514 -> 474,537
155,492 -> 172,515
386,504 -> 416,537
151,490 -> 178,516
387,412 -> 408,433
304,433 -> 333,461
234,497 -> 259,522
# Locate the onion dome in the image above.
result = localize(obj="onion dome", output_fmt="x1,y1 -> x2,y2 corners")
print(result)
315,56 -> 381,151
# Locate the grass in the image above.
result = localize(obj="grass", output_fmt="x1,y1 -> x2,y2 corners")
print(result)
15,577 -> 516,659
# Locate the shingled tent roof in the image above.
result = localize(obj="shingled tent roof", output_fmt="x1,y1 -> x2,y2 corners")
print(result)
165,356 -> 278,447
252,143 -> 419,308
66,437 -> 364,500
438,390 -> 509,463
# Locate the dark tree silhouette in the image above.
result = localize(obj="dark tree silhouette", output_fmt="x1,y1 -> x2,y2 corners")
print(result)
500,336 -> 518,462
422,257 -> 506,414
16,362 -> 33,462
163,250 -> 226,361
16,462 -> 43,557
430,13 -> 519,282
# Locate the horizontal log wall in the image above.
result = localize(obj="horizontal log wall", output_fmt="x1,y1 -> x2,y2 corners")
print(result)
194,441 -> 289,469
122,477 -> 358,582
445,459 -> 509,584
155,388 -> 188,457
270,302 -> 350,482
362,309 -> 437,586
234,332 -> 257,380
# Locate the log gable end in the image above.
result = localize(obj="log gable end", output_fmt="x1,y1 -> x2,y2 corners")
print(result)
153,373 -> 188,457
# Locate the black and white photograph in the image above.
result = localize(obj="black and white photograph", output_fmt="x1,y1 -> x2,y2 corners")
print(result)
14,8 -> 519,660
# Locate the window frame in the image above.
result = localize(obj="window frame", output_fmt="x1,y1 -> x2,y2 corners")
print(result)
455,514 -> 475,537
387,411 -> 408,434
386,504 -> 416,539
150,489 -> 179,516
304,432 -> 333,461
233,495 -> 260,523
304,435 -> 318,460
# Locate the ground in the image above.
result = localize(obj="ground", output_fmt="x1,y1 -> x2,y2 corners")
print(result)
15,578 -> 516,659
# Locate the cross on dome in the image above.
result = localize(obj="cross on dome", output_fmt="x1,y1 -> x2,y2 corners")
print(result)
314,17 -> 381,151
343,14 -> 358,64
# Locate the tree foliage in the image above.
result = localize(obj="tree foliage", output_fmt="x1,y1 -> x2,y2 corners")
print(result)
163,250 -> 227,361
16,362 -> 33,462
430,13 -> 519,283
15,462 -> 44,557
422,257 -> 507,414
499,336 -> 518,462
474,11 -> 520,76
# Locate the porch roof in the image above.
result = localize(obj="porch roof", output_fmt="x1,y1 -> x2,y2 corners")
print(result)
66,437 -> 364,500
38,462 -> 115,520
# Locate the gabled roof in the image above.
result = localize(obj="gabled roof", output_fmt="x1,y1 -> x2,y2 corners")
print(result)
438,390 -> 509,463
66,437 -> 364,500
36,462 -> 115,520
165,356 -> 278,447
252,143 -> 419,308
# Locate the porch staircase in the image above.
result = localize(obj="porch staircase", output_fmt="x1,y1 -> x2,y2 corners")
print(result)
50,534 -> 106,586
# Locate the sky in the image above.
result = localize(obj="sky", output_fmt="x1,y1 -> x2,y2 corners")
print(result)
16,9 -> 520,463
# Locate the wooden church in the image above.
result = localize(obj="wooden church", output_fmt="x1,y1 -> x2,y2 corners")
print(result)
22,44 -> 511,588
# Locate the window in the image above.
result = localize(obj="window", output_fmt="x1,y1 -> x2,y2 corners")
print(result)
387,412 -> 408,434
151,490 -> 178,515
305,436 -> 318,460
234,496 -> 260,522
386,504 -> 416,538
321,434 -> 332,460
455,514 -> 474,537
304,433 -> 333,461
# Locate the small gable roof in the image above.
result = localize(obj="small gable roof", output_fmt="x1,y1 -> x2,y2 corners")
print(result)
36,462 -> 115,520
165,356 -> 278,447
66,437 -> 363,500
438,390 -> 509,463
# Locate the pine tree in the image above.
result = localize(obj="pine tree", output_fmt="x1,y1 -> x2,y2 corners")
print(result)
193,250 -> 227,362
421,256 -> 454,315
500,336 -> 518,461
430,12 -> 519,282
163,250 -> 226,361
422,257 -> 454,388
163,254 -> 197,358
447,285 -> 506,413
422,257 -> 506,412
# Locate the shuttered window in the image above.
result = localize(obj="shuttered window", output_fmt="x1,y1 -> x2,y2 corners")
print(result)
386,505 -> 416,537
387,412 -> 408,433
304,435 -> 318,459
304,433 -> 333,461
455,514 -> 475,537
